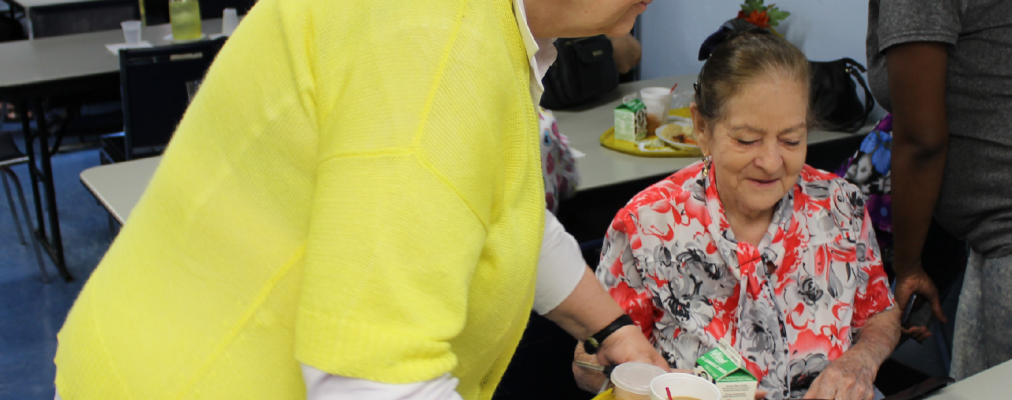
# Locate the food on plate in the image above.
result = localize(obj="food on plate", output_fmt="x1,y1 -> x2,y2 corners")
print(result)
657,123 -> 698,146
641,138 -> 666,149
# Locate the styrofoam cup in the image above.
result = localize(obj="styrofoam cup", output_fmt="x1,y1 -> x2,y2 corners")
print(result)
611,362 -> 668,400
649,373 -> 721,400
640,87 -> 673,133
222,8 -> 239,36
121,20 -> 142,45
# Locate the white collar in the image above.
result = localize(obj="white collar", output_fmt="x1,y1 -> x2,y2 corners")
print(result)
513,0 -> 557,103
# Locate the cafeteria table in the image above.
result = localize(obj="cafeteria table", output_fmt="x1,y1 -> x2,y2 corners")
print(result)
4,0 -> 132,39
0,19 -> 222,281
79,74 -> 870,229
554,75 -> 862,190
922,358 -> 1012,399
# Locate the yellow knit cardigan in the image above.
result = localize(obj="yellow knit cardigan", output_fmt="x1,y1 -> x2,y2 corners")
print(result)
54,0 -> 544,398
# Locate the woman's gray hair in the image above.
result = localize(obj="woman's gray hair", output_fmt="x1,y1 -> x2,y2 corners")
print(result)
694,30 -> 815,128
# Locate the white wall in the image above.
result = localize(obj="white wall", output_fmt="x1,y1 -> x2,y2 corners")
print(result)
639,0 -> 871,79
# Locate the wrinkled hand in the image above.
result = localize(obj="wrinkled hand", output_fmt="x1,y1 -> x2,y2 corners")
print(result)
596,325 -> 671,371
573,325 -> 673,393
573,343 -> 608,393
804,352 -> 877,400
894,265 -> 947,343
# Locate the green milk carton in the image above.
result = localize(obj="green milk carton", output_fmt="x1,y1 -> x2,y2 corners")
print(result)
694,341 -> 758,400
614,98 -> 648,142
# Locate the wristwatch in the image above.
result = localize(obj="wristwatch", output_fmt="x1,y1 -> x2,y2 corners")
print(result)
583,314 -> 635,355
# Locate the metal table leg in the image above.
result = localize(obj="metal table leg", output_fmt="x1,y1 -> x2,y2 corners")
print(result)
19,99 -> 73,282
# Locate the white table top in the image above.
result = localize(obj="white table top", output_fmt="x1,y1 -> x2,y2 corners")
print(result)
80,156 -> 161,225
555,75 -> 862,190
923,359 -> 1012,399
0,19 -> 222,90
14,0 -> 101,10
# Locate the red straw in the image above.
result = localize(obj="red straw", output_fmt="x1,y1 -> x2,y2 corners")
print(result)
669,83 -> 678,93
666,387 -> 673,400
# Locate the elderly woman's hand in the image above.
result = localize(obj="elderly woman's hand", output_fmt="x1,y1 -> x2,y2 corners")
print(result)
596,325 -> 671,370
803,351 -> 877,400
573,341 -> 608,393
572,326 -> 675,393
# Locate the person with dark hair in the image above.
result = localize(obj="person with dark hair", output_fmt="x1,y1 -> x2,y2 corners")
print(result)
867,0 -> 1012,380
573,31 -> 901,400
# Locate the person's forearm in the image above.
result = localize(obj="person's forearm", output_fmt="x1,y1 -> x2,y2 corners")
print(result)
544,267 -> 625,340
608,33 -> 641,75
891,144 -> 947,274
846,309 -> 901,373
886,42 -> 949,275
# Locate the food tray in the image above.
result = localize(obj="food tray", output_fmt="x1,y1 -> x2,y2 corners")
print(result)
592,388 -> 615,400
599,107 -> 702,158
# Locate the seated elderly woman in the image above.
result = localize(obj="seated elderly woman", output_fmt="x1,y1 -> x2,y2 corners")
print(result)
575,32 -> 900,400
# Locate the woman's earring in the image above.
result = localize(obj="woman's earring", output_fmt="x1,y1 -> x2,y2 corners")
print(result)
703,155 -> 712,177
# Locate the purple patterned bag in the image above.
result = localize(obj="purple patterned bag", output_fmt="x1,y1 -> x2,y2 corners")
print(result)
835,115 -> 893,260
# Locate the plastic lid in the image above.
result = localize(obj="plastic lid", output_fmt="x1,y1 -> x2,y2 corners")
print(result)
611,362 -> 668,395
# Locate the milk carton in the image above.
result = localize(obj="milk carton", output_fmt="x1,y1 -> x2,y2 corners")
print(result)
614,98 -> 648,142
694,341 -> 758,400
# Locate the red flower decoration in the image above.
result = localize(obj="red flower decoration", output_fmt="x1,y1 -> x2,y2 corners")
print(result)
741,10 -> 771,29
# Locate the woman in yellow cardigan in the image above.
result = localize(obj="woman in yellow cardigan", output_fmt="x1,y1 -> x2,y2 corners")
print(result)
54,0 -> 661,399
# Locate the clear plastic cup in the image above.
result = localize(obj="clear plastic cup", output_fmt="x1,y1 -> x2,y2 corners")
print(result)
121,20 -> 142,45
648,373 -> 721,400
612,362 -> 668,400
222,8 -> 239,36
640,87 -> 673,134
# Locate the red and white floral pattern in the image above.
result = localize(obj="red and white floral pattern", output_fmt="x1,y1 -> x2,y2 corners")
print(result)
597,161 -> 894,399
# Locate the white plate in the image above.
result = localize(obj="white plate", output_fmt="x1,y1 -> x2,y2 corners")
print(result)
656,121 -> 700,151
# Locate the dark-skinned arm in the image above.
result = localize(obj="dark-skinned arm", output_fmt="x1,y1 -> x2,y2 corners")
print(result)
886,42 -> 950,339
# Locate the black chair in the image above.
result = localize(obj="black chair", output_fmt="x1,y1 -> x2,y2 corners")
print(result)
1,131 -> 50,283
26,0 -> 134,146
28,0 -> 138,38
101,37 -> 226,163
140,0 -> 255,26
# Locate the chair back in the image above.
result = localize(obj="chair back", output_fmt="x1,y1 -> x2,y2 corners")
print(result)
29,0 -> 139,38
140,0 -> 255,26
119,38 -> 225,160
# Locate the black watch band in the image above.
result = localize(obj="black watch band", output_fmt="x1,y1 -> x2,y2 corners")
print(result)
583,314 -> 634,355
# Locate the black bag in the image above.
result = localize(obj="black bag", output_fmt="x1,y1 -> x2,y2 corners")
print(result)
540,35 -> 619,110
809,58 -> 874,132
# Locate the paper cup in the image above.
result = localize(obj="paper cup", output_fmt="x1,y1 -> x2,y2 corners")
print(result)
121,20 -> 142,45
222,8 -> 239,36
649,373 -> 721,400
611,362 -> 668,400
640,87 -> 673,134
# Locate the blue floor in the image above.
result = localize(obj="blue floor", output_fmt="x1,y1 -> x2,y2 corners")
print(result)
0,144 -> 111,399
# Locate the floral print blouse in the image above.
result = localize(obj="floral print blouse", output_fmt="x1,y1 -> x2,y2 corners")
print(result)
596,161 -> 894,399
539,108 -> 580,214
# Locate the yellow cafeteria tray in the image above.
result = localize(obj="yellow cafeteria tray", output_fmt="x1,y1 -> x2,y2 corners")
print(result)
599,107 -> 702,158
592,388 -> 615,400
